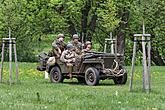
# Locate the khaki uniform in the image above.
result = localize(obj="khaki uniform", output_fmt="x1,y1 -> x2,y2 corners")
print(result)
60,50 -> 77,63
47,39 -> 66,66
47,57 -> 56,66
60,49 -> 77,79
48,47 -> 61,58
81,49 -> 88,55
52,39 -> 66,52
71,41 -> 82,55
49,39 -> 66,57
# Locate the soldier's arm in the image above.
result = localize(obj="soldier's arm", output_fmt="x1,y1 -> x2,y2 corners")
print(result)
60,51 -> 69,63
52,40 -> 57,47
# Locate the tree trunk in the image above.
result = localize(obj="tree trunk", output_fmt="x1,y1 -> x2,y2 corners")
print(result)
81,0 -> 91,42
86,13 -> 97,41
67,19 -> 76,36
138,43 -> 165,66
151,48 -> 165,66
116,10 -> 129,55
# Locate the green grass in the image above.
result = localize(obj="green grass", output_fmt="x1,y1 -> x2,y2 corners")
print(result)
0,63 -> 165,110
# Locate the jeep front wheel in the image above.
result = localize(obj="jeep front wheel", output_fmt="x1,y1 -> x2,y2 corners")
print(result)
50,67 -> 63,83
113,72 -> 127,85
85,67 -> 99,86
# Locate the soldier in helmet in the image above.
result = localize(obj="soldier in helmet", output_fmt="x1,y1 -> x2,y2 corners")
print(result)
47,45 -> 60,67
52,34 -> 66,52
60,43 -> 77,79
47,34 -> 66,66
71,34 -> 82,55
49,34 -> 66,57
81,41 -> 92,55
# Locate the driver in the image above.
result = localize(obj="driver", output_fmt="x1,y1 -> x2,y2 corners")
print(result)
81,41 -> 92,55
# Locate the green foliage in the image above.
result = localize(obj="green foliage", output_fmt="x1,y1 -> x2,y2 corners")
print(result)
97,0 -> 120,32
0,0 -> 164,65
125,0 -> 165,65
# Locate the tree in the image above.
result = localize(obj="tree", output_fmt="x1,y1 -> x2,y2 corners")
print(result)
126,0 -> 165,65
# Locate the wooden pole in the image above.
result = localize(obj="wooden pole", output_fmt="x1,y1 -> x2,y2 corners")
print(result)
9,28 -> 12,85
104,40 -> 107,53
114,36 -> 118,61
110,32 -> 114,54
129,36 -> 137,91
147,36 -> 151,91
130,22 -> 151,92
142,22 -> 149,91
142,22 -> 145,90
13,40 -> 19,82
0,41 -> 5,82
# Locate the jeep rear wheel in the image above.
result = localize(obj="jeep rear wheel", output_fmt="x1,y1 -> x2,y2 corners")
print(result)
85,67 -> 99,86
50,67 -> 63,83
113,72 -> 127,85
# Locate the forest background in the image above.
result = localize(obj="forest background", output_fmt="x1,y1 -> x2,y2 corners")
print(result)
0,0 -> 164,66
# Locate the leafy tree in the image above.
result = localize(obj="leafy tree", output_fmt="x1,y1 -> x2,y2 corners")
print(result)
126,0 -> 165,65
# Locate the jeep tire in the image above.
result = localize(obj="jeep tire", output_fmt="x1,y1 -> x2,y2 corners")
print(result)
85,67 -> 100,86
113,72 -> 127,85
50,67 -> 63,83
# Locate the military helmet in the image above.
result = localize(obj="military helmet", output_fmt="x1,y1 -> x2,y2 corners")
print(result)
72,34 -> 79,39
85,41 -> 92,45
57,33 -> 65,38
66,43 -> 74,49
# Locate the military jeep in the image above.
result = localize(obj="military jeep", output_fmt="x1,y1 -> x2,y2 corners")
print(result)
37,52 -> 127,86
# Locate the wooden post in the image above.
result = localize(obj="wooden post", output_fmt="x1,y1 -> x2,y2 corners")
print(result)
104,33 -> 116,53
0,40 -> 5,82
129,23 -> 151,92
104,40 -> 107,53
114,36 -> 118,61
110,32 -> 114,54
129,36 -> 137,91
148,36 -> 151,90
142,22 -> 150,92
13,40 -> 19,81
0,28 -> 19,84
142,35 -> 149,90
9,28 -> 12,85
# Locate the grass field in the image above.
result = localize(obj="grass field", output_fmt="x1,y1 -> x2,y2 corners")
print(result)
0,62 -> 165,110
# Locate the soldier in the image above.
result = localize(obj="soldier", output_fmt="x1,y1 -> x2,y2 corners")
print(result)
52,33 -> 66,53
47,34 -> 66,67
60,43 -> 77,79
81,41 -> 92,55
47,45 -> 61,66
71,34 -> 82,55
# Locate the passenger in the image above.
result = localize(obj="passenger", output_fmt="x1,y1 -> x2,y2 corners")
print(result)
47,34 -> 66,66
47,45 -> 60,66
48,44 -> 61,58
52,33 -> 66,53
60,43 -> 77,79
81,41 -> 92,55
71,34 -> 82,55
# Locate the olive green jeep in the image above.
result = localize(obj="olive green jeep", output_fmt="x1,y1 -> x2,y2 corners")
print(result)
37,52 -> 127,86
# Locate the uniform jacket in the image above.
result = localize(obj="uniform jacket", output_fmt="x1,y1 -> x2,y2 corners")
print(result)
71,41 -> 82,55
60,50 -> 77,63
